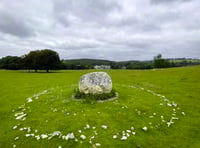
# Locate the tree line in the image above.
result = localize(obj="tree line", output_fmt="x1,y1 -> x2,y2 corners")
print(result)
0,49 -> 60,72
0,49 -> 199,72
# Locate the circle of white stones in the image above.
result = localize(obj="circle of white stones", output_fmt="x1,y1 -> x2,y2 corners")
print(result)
12,84 -> 186,147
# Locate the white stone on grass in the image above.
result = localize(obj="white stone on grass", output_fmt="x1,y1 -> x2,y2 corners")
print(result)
167,122 -> 171,127
181,112 -> 186,116
132,132 -> 136,135
27,127 -> 31,133
41,134 -> 48,139
13,126 -> 18,130
27,98 -> 33,103
171,117 -> 179,120
126,133 -> 130,137
95,143 -> 101,146
80,134 -> 86,140
78,130 -> 82,133
101,125 -> 108,130
121,136 -> 127,140
51,131 -> 61,136
113,135 -> 117,139
22,117 -> 26,121
14,137 -> 19,141
167,119 -> 174,127
90,136 -> 95,139
66,133 -> 75,140
149,116 -> 154,118
26,134 -> 34,137
142,126 -> 148,131
14,112 -> 24,117
86,124 -> 90,129
163,98 -> 169,102
16,114 -> 27,120
167,103 -> 172,107
172,102 -> 177,107
35,135 -> 40,140
19,128 -> 24,131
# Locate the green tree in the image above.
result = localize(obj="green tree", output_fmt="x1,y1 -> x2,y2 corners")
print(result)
23,49 -> 60,72
153,54 -> 170,68
0,56 -> 22,70
23,50 -> 40,72
37,49 -> 60,72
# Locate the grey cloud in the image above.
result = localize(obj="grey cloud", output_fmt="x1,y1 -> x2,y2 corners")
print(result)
0,11 -> 34,38
53,0 -> 120,26
151,0 -> 192,5
102,37 -> 153,49
57,40 -> 101,50
0,0 -> 200,60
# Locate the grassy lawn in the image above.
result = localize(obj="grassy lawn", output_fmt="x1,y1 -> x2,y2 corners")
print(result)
0,66 -> 199,148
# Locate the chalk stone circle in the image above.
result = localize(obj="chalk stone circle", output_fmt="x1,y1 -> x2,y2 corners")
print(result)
79,72 -> 112,94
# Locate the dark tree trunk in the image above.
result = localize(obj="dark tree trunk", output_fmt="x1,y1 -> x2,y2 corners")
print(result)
46,69 -> 49,73
35,69 -> 37,72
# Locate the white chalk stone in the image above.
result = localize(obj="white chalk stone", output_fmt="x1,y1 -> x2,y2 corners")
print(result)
121,136 -> 127,140
95,143 -> 101,146
113,135 -> 117,139
101,125 -> 108,130
41,134 -> 48,139
142,126 -> 148,131
80,134 -> 86,140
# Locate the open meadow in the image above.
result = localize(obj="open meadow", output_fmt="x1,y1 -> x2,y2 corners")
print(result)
0,66 -> 199,148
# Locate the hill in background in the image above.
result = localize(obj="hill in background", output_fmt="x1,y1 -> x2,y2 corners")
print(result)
62,58 -> 200,69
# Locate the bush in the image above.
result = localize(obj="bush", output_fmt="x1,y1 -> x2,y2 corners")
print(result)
74,89 -> 117,101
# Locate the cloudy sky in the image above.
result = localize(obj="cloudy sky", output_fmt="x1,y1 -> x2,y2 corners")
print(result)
0,0 -> 200,61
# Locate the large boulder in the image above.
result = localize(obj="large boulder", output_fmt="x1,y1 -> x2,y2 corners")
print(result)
79,72 -> 112,94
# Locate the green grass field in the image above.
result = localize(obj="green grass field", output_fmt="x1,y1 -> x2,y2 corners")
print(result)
0,66 -> 199,148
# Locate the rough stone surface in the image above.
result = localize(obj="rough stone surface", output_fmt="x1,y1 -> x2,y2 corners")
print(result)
79,72 -> 112,94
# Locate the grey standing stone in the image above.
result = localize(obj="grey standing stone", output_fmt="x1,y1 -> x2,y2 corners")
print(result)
79,72 -> 112,94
